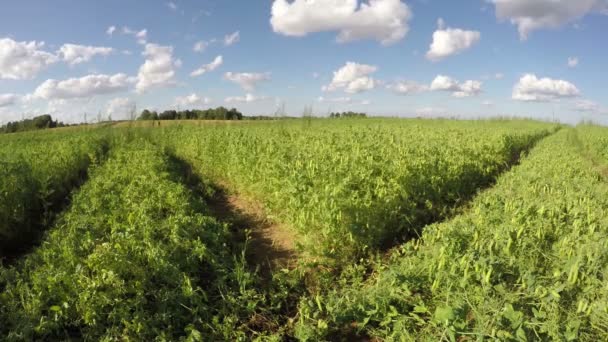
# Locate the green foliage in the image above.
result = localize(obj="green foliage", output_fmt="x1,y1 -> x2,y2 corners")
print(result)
329,111 -> 367,118
151,119 -> 554,263
0,130 -> 109,256
139,107 -> 244,121
0,139 -> 278,340
297,129 -> 608,340
0,114 -> 68,134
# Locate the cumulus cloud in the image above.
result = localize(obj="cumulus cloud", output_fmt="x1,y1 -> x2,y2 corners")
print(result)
106,26 -> 117,36
225,93 -> 270,103
167,1 -> 178,10
0,93 -> 18,107
512,73 -> 580,101
33,73 -> 134,100
430,75 -> 482,97
426,18 -> 480,61
58,44 -> 113,65
174,93 -> 212,107
136,44 -> 179,93
270,0 -> 412,45
190,55 -> 223,77
387,80 -> 428,95
568,57 -> 579,67
224,31 -> 240,46
106,97 -> 136,119
492,0 -> 608,40
0,38 -> 58,80
323,62 -> 377,93
224,72 -> 271,91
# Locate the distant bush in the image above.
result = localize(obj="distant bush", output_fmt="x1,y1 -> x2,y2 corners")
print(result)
1,115 -> 67,134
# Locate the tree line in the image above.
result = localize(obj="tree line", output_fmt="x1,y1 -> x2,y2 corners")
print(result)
329,111 -> 367,118
1,115 -> 68,134
138,107 -> 244,121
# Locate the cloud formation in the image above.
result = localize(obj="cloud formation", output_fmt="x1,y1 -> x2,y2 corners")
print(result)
430,75 -> 482,97
33,73 -> 134,99
270,0 -> 412,45
58,44 -> 113,66
224,31 -> 240,46
493,0 -> 607,39
175,93 -> 212,107
512,73 -> 580,101
136,44 -> 179,93
323,62 -> 377,93
387,80 -> 428,95
224,72 -> 271,91
225,93 -> 270,103
190,55 -> 223,77
0,38 -> 57,80
0,93 -> 18,107
426,18 -> 480,61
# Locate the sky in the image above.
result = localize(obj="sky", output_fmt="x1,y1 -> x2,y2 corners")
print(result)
0,0 -> 607,124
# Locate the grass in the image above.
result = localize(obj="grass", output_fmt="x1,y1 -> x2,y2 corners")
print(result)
1,118 -> 608,340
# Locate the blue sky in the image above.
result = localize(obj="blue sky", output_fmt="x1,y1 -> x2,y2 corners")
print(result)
0,0 -> 606,124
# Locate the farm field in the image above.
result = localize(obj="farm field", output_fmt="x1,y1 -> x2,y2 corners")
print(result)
1,118 -> 607,341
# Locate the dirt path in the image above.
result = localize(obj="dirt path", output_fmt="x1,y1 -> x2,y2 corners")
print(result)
205,184 -> 297,274
168,154 -> 298,275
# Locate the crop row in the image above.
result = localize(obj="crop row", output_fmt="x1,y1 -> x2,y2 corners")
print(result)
295,128 -> 608,340
0,130 -> 109,257
152,119 -> 555,263
0,139 -> 270,340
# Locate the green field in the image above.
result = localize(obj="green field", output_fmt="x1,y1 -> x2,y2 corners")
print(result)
1,118 -> 607,340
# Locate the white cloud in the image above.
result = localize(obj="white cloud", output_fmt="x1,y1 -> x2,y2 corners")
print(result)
573,99 -> 600,112
190,55 -> 223,77
482,100 -> 494,106
122,27 -> 148,44
568,57 -> 579,67
58,44 -> 113,66
270,0 -> 412,45
224,72 -> 271,91
225,93 -> 270,103
193,40 -> 209,52
387,80 -> 428,95
317,96 -> 352,103
33,73 -> 134,100
430,75 -> 482,97
224,31 -> 240,46
106,26 -> 117,36
495,72 -> 504,79
312,72 -> 320,79
175,93 -> 212,107
106,97 -> 136,119
0,38 -> 58,80
167,1 -> 178,10
323,61 -> 377,93
0,93 -> 18,107
512,74 -> 580,102
136,44 -> 179,93
492,0 -> 607,40
426,18 -> 480,61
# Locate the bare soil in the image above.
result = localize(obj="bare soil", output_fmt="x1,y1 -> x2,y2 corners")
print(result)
206,183 -> 297,274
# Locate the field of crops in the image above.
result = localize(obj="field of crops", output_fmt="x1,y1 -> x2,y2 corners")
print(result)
1,118 -> 607,340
